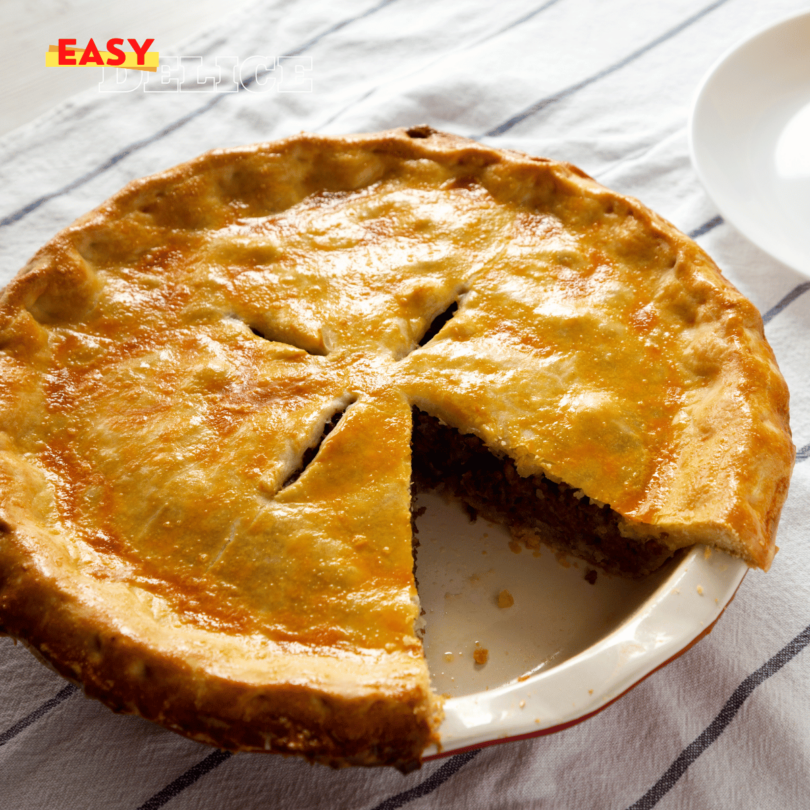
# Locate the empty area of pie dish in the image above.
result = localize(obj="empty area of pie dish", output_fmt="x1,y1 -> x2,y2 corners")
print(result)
413,490 -> 684,700
415,496 -> 747,755
0,129 -> 792,770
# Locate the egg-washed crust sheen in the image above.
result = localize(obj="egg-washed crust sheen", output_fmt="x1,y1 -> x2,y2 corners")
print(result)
0,127 -> 794,769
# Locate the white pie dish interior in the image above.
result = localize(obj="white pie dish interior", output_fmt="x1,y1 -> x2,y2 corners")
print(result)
413,492 -> 747,757
689,9 -> 810,278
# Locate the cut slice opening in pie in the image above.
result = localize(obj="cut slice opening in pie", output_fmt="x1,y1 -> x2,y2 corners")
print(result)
0,128 -> 794,771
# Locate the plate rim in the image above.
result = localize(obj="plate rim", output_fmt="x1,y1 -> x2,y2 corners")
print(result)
688,7 -> 810,276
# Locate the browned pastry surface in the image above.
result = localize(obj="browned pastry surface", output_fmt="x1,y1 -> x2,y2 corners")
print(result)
0,127 -> 794,770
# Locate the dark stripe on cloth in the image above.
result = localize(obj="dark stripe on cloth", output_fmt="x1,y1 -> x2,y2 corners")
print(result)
626,621 -> 810,810
797,443 -> 809,463
0,683 -> 78,746
688,214 -> 723,239
369,751 -> 481,810
0,0 -> 401,231
0,95 -> 224,230
480,0 -> 566,41
283,0 -> 401,57
762,281 -> 810,325
483,0 -> 732,137
136,750 -> 232,810
316,0 -> 565,133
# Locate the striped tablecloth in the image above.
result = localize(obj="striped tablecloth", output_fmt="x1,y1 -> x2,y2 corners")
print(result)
1,1 -> 809,807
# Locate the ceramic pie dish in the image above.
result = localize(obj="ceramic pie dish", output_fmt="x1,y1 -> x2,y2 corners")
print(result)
0,128 -> 793,771
413,491 -> 747,759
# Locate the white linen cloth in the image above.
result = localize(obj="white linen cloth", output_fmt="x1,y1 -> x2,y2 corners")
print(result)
1,1 -> 809,807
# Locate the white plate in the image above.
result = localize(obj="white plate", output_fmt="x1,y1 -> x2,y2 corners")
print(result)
413,492 -> 747,758
689,10 -> 810,277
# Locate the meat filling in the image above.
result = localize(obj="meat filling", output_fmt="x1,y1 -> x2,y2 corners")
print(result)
410,408 -> 671,577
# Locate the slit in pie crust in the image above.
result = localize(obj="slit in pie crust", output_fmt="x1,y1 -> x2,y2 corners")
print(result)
0,128 -> 794,771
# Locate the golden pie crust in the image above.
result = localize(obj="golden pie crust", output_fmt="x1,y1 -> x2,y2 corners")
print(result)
0,127 -> 794,770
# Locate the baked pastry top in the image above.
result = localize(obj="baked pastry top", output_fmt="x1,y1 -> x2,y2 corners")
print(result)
0,127 -> 794,770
